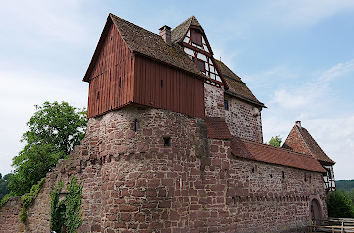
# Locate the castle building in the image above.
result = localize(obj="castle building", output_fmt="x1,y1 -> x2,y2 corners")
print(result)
282,121 -> 336,192
0,13 -> 335,233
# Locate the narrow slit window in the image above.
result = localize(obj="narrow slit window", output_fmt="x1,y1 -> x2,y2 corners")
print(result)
134,119 -> 139,132
224,99 -> 229,110
282,171 -> 285,179
97,91 -> 100,99
119,77 -> 122,88
163,137 -> 171,147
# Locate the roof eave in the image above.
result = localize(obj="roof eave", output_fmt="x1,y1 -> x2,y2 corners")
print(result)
133,51 -> 206,81
231,151 -> 325,173
225,90 -> 266,108
82,15 -> 114,83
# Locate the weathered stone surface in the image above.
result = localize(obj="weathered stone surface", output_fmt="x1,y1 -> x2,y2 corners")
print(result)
0,107 -> 327,233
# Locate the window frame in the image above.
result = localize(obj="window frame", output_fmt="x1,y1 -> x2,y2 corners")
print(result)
191,29 -> 202,46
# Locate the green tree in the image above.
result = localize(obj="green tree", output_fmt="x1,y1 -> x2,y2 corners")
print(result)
0,173 -> 11,200
8,101 -> 87,196
327,191 -> 354,218
268,135 -> 282,147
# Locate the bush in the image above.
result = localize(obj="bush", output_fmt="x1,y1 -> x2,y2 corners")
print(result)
327,190 -> 354,218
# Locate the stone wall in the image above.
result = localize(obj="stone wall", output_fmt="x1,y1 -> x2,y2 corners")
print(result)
0,107 -> 326,232
0,197 -> 22,233
204,83 -> 263,143
224,96 -> 263,143
204,83 -> 225,118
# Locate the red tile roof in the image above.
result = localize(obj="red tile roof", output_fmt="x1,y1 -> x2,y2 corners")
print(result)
205,117 -> 232,140
232,137 -> 326,173
283,124 -> 335,165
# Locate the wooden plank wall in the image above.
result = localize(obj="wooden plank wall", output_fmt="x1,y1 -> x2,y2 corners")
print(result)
87,23 -> 134,118
134,55 -> 205,118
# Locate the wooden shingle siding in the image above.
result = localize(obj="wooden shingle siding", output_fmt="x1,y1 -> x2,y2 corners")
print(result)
87,22 -> 134,118
133,55 -> 204,118
85,15 -> 205,119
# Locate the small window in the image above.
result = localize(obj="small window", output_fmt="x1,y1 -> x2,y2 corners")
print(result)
196,59 -> 205,72
224,99 -> 229,110
191,29 -> 202,46
119,77 -> 122,88
97,91 -> 100,99
163,137 -> 171,147
282,171 -> 285,179
251,167 -> 255,173
304,174 -> 307,182
134,119 -> 139,132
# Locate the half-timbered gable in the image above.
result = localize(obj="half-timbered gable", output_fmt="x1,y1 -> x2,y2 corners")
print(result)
172,16 -> 223,84
84,13 -> 268,142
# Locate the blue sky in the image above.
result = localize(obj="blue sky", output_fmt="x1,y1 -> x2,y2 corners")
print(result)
0,0 -> 353,179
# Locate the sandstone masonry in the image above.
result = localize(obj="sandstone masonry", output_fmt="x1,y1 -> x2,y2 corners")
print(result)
0,107 -> 326,233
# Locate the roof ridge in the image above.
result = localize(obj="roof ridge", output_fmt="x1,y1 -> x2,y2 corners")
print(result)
172,16 -> 193,31
295,125 -> 314,156
237,137 -> 316,159
296,125 -> 335,164
110,13 -> 158,37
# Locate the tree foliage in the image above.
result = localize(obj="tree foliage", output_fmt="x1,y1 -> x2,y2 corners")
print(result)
20,178 -> 45,222
268,135 -> 282,147
8,101 -> 87,196
0,173 -> 11,200
327,190 -> 354,218
65,176 -> 83,233
50,176 -> 82,233
50,180 -> 65,233
336,180 -> 354,192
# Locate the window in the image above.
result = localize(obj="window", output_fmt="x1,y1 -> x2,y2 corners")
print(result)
196,59 -> 205,72
224,99 -> 229,110
191,29 -> 202,46
163,137 -> 171,147
282,171 -> 285,179
134,119 -> 139,132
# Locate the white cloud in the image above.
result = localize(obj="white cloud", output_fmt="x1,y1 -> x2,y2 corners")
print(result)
259,59 -> 354,180
265,0 -> 354,28
0,0 -> 90,43
320,59 -> 354,82
306,117 -> 354,180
